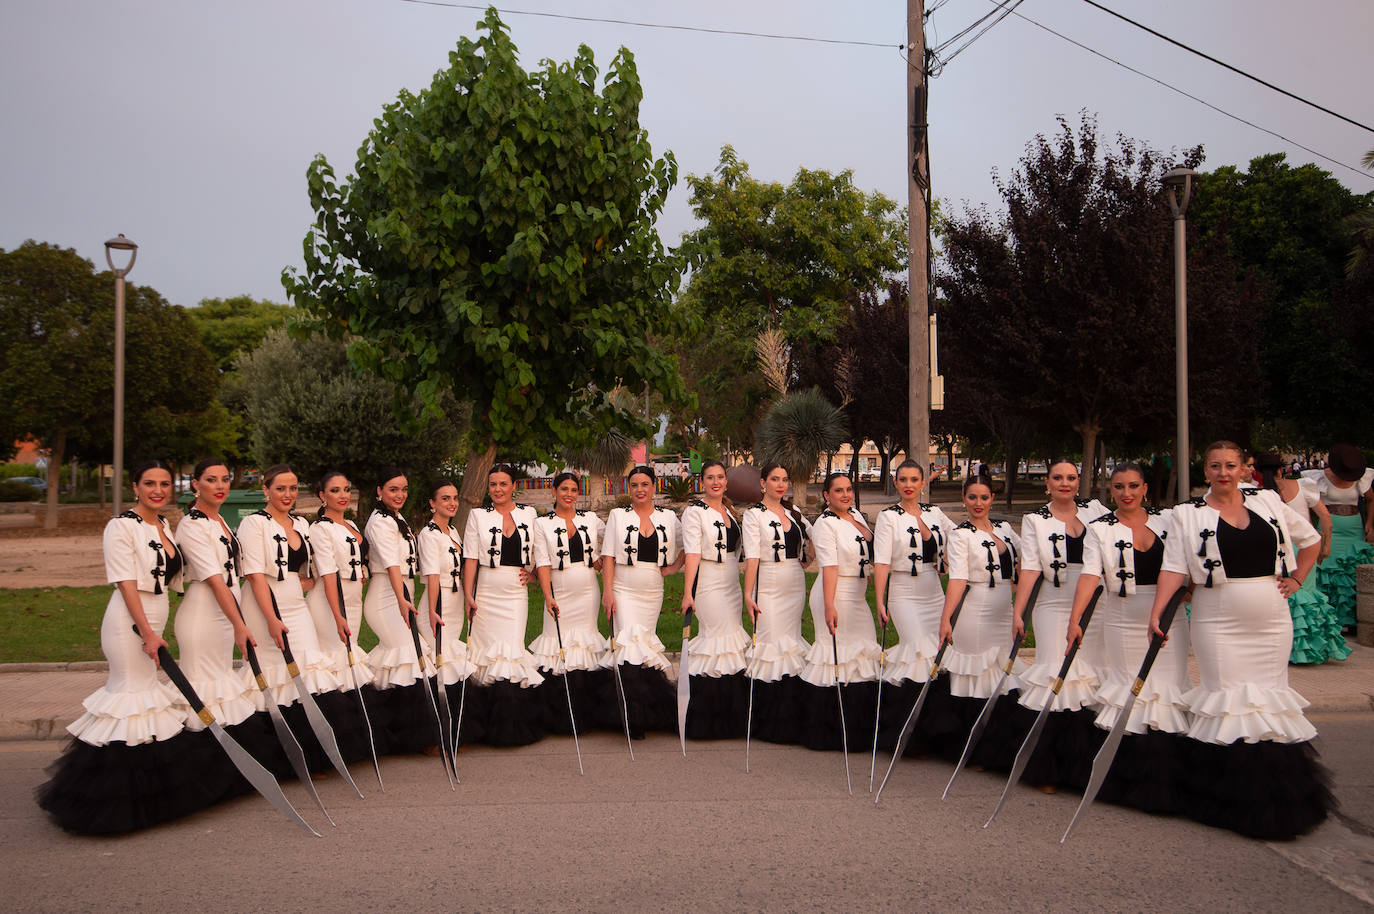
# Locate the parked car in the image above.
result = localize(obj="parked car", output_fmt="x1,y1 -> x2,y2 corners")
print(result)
8,476 -> 46,491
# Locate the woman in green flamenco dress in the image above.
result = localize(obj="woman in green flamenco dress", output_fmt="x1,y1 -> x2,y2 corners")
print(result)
1302,444 -> 1374,632
1255,454 -> 1349,663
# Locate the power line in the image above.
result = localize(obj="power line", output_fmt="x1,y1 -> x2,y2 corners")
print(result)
931,0 -> 1027,72
1001,7 -> 1373,181
1080,0 -> 1374,135
394,0 -> 900,49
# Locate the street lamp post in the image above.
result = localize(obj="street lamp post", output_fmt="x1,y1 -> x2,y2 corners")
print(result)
1162,168 -> 1197,505
104,234 -> 138,516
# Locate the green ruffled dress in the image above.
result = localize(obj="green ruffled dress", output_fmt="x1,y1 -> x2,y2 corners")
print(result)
1313,512 -> 1374,630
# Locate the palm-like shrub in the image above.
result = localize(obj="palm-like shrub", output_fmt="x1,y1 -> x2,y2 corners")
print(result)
754,387 -> 847,509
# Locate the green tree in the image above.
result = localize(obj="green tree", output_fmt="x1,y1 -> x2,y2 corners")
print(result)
670,145 -> 908,450
1188,153 -> 1374,444
753,387 -> 847,509
235,328 -> 468,514
0,241 -> 225,526
283,9 -> 684,528
937,115 -> 1262,499
188,296 -> 293,372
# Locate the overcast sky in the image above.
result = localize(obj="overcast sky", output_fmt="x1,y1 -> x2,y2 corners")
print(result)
2,0 -> 1370,309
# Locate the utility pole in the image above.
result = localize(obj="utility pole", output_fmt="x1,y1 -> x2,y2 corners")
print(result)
907,0 -> 931,472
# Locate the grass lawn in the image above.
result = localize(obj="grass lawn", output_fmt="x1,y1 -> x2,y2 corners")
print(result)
0,574 -> 1034,664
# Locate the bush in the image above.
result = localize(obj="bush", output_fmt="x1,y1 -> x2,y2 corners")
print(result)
663,476 -> 694,502
0,464 -> 40,480
0,480 -> 40,502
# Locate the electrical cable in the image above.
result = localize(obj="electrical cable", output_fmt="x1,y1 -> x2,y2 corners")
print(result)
1080,0 -> 1374,135
395,0 -> 899,48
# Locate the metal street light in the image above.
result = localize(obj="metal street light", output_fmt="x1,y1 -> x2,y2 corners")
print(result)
104,234 -> 138,516
1162,167 -> 1196,505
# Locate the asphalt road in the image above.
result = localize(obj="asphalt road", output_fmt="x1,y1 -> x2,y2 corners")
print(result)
2,714 -> 1372,913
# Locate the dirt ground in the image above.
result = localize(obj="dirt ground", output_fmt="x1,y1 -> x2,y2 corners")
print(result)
0,534 -> 106,588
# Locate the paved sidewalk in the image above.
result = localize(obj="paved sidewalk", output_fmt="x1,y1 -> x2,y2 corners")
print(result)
3,641 -> 1371,741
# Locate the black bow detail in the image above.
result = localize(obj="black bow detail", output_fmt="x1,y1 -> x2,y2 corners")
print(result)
577,524 -> 593,566
856,535 -> 869,579
1197,528 -> 1215,558
1049,558 -> 1068,587
518,522 -> 530,564
1113,539 -> 1131,596
448,545 -> 461,590
1115,568 -> 1135,597
1203,557 -> 1223,588
712,519 -> 726,562
487,525 -> 501,568
908,551 -> 920,576
982,539 -> 998,588
1048,531 -> 1065,558
907,525 -> 919,548
272,533 -> 287,581
346,536 -> 360,581
657,523 -> 668,566
148,540 -> 166,595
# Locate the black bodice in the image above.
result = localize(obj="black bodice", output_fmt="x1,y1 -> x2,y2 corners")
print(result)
1065,530 -> 1084,565
499,529 -> 524,568
287,540 -> 307,573
163,548 -> 183,582
1217,509 -> 1278,578
1134,535 -> 1164,587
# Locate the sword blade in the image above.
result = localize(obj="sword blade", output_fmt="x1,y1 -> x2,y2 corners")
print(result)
985,698 -> 1053,828
745,630 -> 757,774
1061,691 -> 1137,843
832,633 -> 852,796
346,647 -> 384,792
552,612 -> 584,776
290,673 -> 365,799
609,612 -> 635,761
874,673 -> 933,804
155,645 -> 320,836
678,609 -> 692,757
1060,584 -> 1188,842
207,721 -> 321,837
869,620 -> 888,793
944,666 -> 1011,800
408,611 -> 456,791
244,641 -> 334,826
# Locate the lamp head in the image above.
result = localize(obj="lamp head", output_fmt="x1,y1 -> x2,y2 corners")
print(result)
1161,167 -> 1197,218
104,234 -> 138,274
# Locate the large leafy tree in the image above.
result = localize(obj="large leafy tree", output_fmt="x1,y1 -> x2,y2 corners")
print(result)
283,9 -> 684,526
937,115 -> 1263,497
670,146 -> 907,450
188,296 -> 293,372
0,241 -> 224,526
1188,153 -> 1374,446
236,328 -> 468,515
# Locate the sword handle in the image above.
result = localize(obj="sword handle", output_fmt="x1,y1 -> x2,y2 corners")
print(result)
1134,586 -> 1186,692
1054,584 -> 1103,684
264,590 -> 298,666
155,645 -> 211,723
682,607 -> 693,645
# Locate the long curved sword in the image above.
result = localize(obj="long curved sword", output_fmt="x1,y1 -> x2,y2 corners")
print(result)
608,605 -> 634,760
984,583 -> 1103,828
874,585 -> 970,805
833,632 -> 852,795
335,574 -> 383,792
678,607 -> 693,757
404,592 -> 456,791
432,587 -> 459,785
868,618 -> 889,793
155,643 -> 320,836
944,575 -> 1044,799
243,639 -> 334,826
1061,585 -> 1188,843
267,591 -> 364,800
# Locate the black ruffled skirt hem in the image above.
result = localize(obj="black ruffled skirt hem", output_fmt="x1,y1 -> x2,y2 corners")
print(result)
1181,738 -> 1334,840
748,675 -> 805,745
798,680 -> 878,752
460,680 -> 547,747
592,663 -> 677,739
538,668 -> 613,735
36,730 -> 246,835
685,672 -> 751,740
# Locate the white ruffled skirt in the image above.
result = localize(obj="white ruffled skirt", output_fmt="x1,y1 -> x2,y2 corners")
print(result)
411,583 -> 474,686
882,565 -> 944,683
746,559 -> 809,681
1018,568 -> 1098,712
469,566 -> 542,688
1185,577 -> 1316,744
610,561 -> 671,671
241,576 -> 343,707
530,565 -> 610,672
801,574 -> 880,685
1092,585 -> 1193,734
687,558 -> 749,677
68,589 -> 188,746
946,580 -> 1021,699
306,576 -> 376,687
362,573 -> 427,689
172,580 -> 258,729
